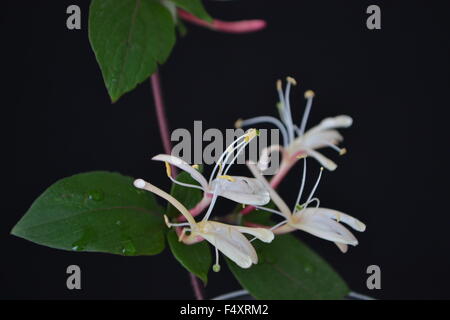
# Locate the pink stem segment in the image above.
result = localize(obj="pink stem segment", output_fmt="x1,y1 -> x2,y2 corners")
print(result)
151,71 -> 205,298
150,72 -> 177,176
178,9 -> 267,34
189,273 -> 205,300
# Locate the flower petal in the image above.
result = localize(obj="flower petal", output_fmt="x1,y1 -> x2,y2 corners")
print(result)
301,130 -> 343,150
198,221 -> 258,268
291,208 -> 359,245
233,225 -> 274,243
308,115 -> 353,134
210,176 -> 270,206
306,149 -> 338,171
307,207 -> 366,232
152,154 -> 209,189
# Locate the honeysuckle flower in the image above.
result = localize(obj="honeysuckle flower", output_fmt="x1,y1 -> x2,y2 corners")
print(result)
247,160 -> 365,253
236,77 -> 352,172
177,9 -> 267,34
153,129 -> 270,221
133,179 -> 274,269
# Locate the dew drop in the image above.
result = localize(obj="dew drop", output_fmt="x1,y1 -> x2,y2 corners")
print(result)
71,228 -> 96,251
121,238 -> 136,256
304,264 -> 314,274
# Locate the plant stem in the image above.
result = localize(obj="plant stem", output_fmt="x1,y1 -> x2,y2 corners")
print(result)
189,273 -> 205,300
150,71 -> 204,299
150,71 -> 176,175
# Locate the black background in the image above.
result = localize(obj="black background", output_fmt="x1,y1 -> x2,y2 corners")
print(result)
3,0 -> 450,299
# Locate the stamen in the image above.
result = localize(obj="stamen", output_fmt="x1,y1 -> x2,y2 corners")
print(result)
306,167 -> 324,205
219,139 -> 247,176
270,220 -> 288,231
286,76 -> 297,86
192,164 -> 200,170
304,197 -> 320,210
237,116 -> 288,147
202,186 -> 220,222
293,157 -> 307,211
168,175 -> 204,191
284,77 -> 295,143
164,162 -> 171,177
318,140 -> 347,155
217,175 -> 236,182
253,205 -> 287,219
298,90 -> 315,136
234,118 -> 244,128
209,133 -> 249,183
276,79 -> 289,128
164,215 -> 191,228
221,129 -> 257,175
223,139 -> 251,175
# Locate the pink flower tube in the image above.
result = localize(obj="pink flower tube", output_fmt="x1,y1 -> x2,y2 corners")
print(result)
178,9 -> 266,34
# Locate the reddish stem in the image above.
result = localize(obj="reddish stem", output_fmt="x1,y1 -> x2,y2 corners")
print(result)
189,273 -> 204,300
150,71 -> 205,299
150,72 -> 177,176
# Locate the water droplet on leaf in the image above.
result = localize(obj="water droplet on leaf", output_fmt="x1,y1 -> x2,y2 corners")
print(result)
121,238 -> 136,256
304,264 -> 314,274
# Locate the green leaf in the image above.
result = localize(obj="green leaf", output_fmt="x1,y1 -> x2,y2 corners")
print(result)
227,234 -> 350,299
241,201 -> 277,226
12,171 -> 166,256
170,0 -> 212,22
167,230 -> 211,284
89,0 -> 176,102
166,167 -> 203,218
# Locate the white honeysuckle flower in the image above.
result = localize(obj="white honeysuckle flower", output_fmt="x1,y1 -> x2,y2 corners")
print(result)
153,129 -> 270,221
236,77 -> 352,171
133,179 -> 274,270
247,160 -> 365,253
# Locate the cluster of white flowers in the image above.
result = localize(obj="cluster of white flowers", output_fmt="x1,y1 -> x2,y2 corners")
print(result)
134,77 -> 365,271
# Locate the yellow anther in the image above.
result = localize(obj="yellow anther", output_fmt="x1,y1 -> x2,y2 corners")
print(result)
286,76 -> 297,85
304,90 -> 315,98
296,154 -> 307,159
339,148 -> 347,156
234,118 -> 243,128
336,213 -> 341,223
217,175 -> 236,182
244,128 -> 258,142
242,203 -> 246,208
164,162 -> 172,177
192,164 -> 200,170
320,167 -> 324,171
163,215 -> 171,228
276,79 -> 282,91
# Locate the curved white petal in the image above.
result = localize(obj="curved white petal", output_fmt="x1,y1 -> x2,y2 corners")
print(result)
247,163 -> 292,219
306,149 -> 338,171
210,176 -> 270,206
152,154 -> 208,189
308,115 -> 353,134
301,130 -> 344,150
335,242 -> 348,253
233,225 -> 274,243
198,221 -> 258,268
303,207 -> 366,232
258,145 -> 284,171
290,208 -> 359,245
